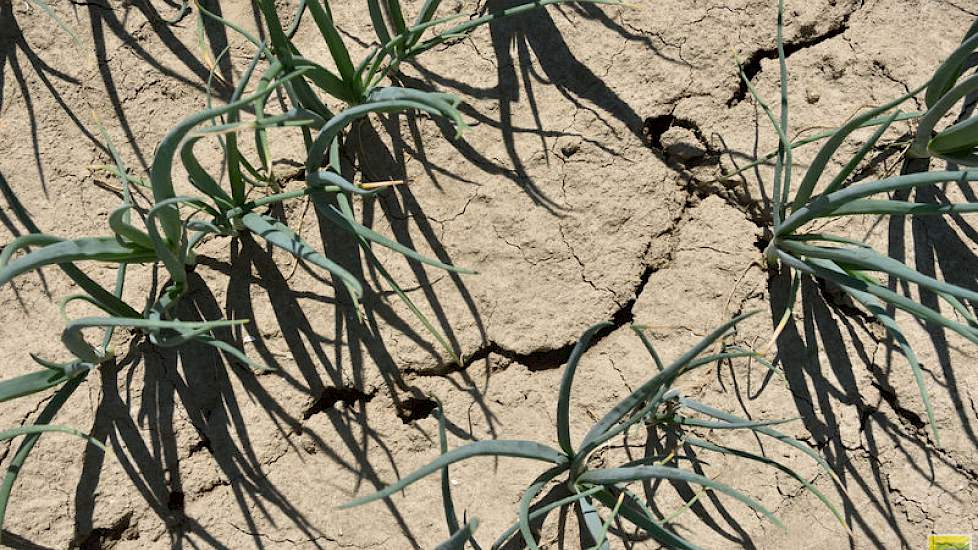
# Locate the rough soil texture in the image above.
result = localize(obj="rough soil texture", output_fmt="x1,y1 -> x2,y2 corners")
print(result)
2,0 -> 978,548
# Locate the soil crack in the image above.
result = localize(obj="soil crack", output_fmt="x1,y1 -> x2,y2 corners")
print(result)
395,396 -> 439,423
726,3 -> 863,107
302,386 -> 375,420
411,248 -> 659,376
73,511 -> 133,550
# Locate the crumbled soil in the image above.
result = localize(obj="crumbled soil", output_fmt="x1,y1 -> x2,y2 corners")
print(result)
2,0 -> 978,548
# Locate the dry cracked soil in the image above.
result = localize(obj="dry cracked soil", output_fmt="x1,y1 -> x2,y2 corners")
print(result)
2,0 -> 978,548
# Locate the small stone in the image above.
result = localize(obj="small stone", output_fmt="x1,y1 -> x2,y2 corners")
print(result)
806,88 -> 821,104
659,127 -> 704,162
301,435 -> 318,454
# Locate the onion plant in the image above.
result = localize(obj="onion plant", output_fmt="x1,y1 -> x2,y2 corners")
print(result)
0,0 -> 621,539
719,15 -> 978,176
755,4 -> 978,444
907,17 -> 978,165
1,0 -> 622,367
0,134 -> 230,541
344,314 -> 846,549
0,0 -> 628,393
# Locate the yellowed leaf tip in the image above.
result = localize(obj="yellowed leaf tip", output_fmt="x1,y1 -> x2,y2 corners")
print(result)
361,179 -> 407,190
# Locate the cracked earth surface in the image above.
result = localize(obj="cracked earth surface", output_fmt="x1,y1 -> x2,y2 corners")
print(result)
2,0 -> 978,548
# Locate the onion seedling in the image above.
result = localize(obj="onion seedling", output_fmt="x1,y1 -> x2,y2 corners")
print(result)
754,4 -> 978,444
345,314 -> 846,549
0,0 -> 625,539
908,18 -> 978,165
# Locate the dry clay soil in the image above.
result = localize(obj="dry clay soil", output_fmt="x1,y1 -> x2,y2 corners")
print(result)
2,0 -> 978,548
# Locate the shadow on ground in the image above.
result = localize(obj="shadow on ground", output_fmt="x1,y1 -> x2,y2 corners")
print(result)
4,3 -> 978,550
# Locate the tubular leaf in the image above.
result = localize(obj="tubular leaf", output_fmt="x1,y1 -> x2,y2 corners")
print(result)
241,212 -> 364,300
578,466 -> 784,529
557,322 -> 611,456
341,441 -> 567,509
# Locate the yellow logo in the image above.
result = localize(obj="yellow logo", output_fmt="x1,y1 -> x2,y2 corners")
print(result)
929,534 -> 973,550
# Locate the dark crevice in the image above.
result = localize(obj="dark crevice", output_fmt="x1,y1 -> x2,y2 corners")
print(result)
754,231 -> 771,255
643,114 -> 712,167
302,386 -> 375,420
418,262 -> 659,376
167,491 -> 185,513
815,277 -> 876,326
644,114 -> 674,150
871,382 -> 926,431
74,511 -> 132,550
187,436 -> 212,456
505,260 -> 654,371
395,397 -> 439,423
443,340 -> 579,375
501,344 -> 579,372
727,13 -> 856,107
610,262 -> 655,328
643,112 -> 774,225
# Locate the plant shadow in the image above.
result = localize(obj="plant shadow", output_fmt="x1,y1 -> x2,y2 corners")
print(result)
0,0 -> 239,188
3,2 -> 729,548
64,105 -> 504,545
69,264 -> 445,548
713,47 -> 978,549
761,265 -> 978,550
388,0 -> 688,215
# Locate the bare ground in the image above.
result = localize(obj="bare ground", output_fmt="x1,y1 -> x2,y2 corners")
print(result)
2,0 -> 978,548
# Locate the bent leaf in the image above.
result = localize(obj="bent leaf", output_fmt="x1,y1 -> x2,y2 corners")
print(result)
0,238 -> 155,288
241,212 -> 364,300
0,363 -> 91,403
579,466 -> 784,530
341,440 -> 566,509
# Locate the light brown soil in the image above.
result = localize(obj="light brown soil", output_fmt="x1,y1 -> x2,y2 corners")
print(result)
2,0 -> 978,548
